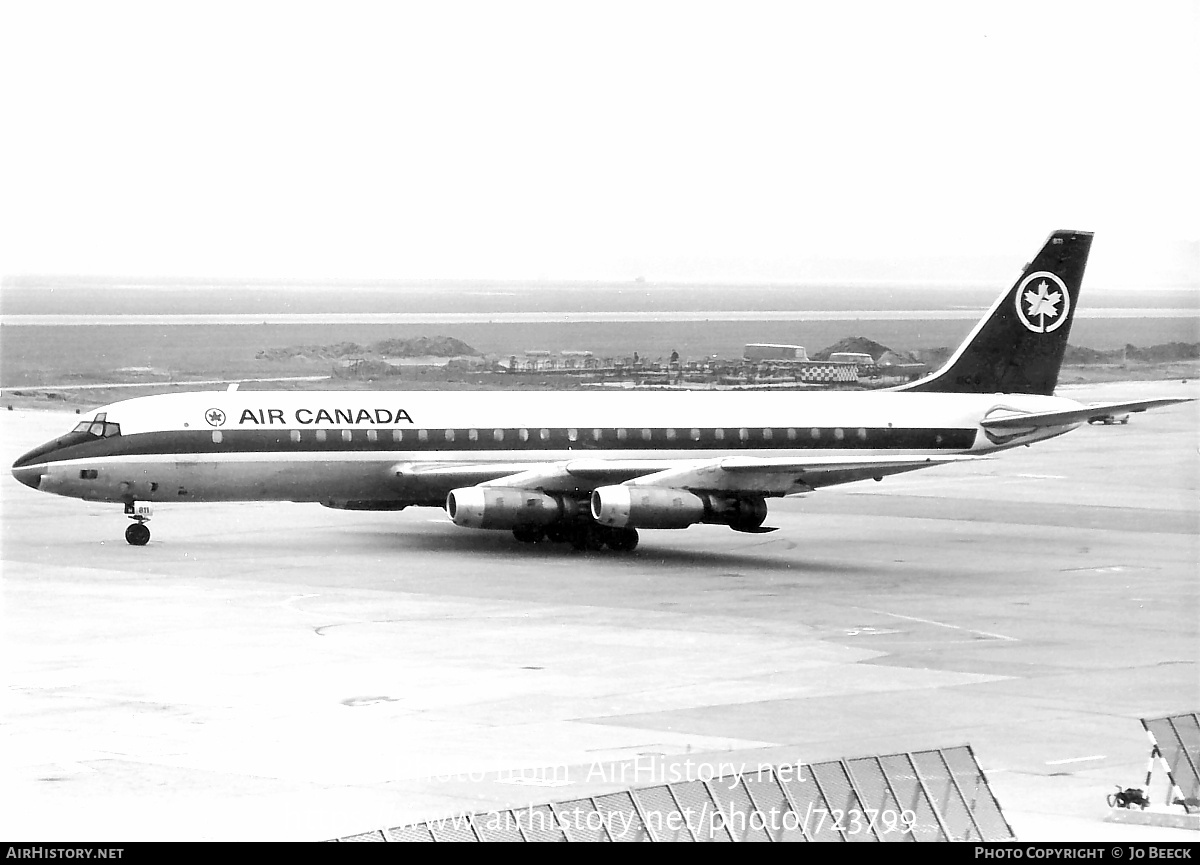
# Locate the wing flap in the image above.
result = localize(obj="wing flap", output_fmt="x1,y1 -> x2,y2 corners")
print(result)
981,397 -> 1192,430
480,459 -> 677,492
628,454 -> 984,494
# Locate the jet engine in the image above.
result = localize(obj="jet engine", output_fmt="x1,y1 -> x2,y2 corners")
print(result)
590,486 -> 706,529
446,487 -> 563,530
591,486 -> 769,532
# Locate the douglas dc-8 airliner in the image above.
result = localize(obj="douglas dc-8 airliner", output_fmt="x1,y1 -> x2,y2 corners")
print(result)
11,230 -> 1189,551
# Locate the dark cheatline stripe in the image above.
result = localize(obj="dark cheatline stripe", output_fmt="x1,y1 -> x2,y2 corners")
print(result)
28,426 -> 977,465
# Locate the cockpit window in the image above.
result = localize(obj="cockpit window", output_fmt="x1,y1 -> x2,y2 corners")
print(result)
72,412 -> 121,438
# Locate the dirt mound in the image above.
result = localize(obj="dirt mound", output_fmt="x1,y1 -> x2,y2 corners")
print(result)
374,336 -> 480,357
258,335 -> 481,363
811,337 -> 895,362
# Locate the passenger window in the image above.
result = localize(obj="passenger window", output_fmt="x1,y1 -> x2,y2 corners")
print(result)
367,429 -> 378,443
392,429 -> 404,442
810,428 -> 821,440
834,428 -> 845,440
714,428 -> 725,441
568,428 -> 578,442
212,430 -> 223,444
290,430 -> 301,443
316,429 -> 327,443
418,429 -> 428,442
666,429 -> 677,440
787,428 -> 797,440
857,427 -> 867,441
342,430 -> 352,442
493,428 -> 504,442
617,428 -> 627,441
445,429 -> 455,442
690,428 -> 700,441
519,429 -> 529,442
468,429 -> 478,442
641,428 -> 652,441
762,428 -> 773,441
539,428 -> 550,441
738,428 -> 749,441
593,428 -> 603,441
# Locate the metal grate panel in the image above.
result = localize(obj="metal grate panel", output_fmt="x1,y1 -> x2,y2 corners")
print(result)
472,809 -> 525,842
742,768 -> 806,842
670,780 -> 732,842
516,804 -> 567,842
708,776 -> 770,841
385,823 -> 435,842
811,760 -> 877,842
340,830 -> 386,841
1167,715 -> 1200,799
551,799 -> 611,842
593,791 -> 652,842
779,764 -> 842,841
1146,716 -> 1198,802
941,746 -> 1013,840
911,750 -> 980,841
878,753 -> 945,842
846,756 -> 913,843
427,816 -> 480,842
633,785 -> 693,841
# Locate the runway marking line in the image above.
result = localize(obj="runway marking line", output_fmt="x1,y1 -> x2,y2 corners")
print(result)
869,610 -> 1018,643
1044,755 -> 1106,765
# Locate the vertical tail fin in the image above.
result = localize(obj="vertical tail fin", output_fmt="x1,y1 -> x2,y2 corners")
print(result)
899,230 -> 1093,395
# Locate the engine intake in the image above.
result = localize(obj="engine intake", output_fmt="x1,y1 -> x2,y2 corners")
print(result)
447,487 -> 563,530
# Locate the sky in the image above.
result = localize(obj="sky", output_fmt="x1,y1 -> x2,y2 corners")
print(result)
1,1 -> 1197,288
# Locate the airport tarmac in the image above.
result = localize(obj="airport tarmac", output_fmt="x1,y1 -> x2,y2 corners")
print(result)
2,380 -> 1197,842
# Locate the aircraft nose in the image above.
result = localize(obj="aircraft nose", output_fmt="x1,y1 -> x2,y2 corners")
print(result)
12,464 -> 42,490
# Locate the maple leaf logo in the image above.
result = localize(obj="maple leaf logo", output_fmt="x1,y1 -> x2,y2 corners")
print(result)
1024,281 -> 1061,320
205,408 -> 226,426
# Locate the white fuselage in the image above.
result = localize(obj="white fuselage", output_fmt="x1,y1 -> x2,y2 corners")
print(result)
22,389 -> 1081,506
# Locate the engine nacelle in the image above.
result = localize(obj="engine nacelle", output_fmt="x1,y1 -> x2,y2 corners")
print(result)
591,486 -> 706,529
447,487 -> 563,530
705,495 -> 769,532
592,486 -> 770,532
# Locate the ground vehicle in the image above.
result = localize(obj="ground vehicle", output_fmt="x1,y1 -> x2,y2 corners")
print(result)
1087,413 -> 1130,425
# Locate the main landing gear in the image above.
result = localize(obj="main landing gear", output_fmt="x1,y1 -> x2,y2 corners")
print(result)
513,522 -> 639,552
123,501 -> 153,546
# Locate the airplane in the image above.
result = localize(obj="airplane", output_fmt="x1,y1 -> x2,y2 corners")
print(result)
10,230 -> 1190,552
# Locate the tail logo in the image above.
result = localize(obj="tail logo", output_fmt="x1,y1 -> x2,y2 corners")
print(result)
1015,271 -> 1070,333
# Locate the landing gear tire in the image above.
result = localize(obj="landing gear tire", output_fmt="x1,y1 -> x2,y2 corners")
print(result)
606,527 -> 639,552
568,524 -> 606,552
125,522 -> 150,546
512,526 -> 544,544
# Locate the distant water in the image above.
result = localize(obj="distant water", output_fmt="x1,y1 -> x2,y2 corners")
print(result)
1,309 -> 1195,326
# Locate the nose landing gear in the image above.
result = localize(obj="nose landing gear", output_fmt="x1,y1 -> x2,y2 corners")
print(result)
123,501 -> 153,546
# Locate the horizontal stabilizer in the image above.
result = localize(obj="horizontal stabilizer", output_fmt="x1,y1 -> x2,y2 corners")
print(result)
981,397 -> 1193,431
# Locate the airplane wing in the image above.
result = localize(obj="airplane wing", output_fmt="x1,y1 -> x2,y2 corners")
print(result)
981,397 -> 1192,431
392,459 -> 675,492
624,454 -> 985,494
392,454 -> 983,498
